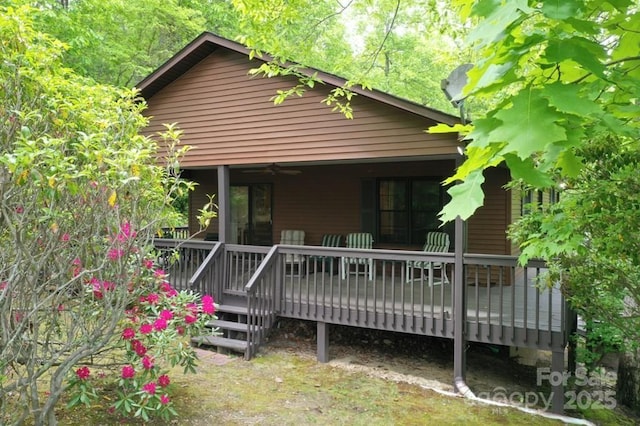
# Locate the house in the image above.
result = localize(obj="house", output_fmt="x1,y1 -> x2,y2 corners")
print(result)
137,32 -> 573,414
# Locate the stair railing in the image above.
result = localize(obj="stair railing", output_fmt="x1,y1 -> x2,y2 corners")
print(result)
244,245 -> 279,359
188,241 -> 224,301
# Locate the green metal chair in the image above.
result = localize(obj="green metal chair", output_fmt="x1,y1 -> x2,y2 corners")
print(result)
341,233 -> 374,281
406,231 -> 450,284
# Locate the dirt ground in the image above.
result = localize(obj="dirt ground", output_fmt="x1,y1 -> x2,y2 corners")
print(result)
261,318 -> 544,396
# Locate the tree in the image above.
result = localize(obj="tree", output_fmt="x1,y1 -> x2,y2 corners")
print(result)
29,0 -> 206,86
436,0 -> 640,222
509,136 -> 640,410
0,6 -> 210,424
230,0 -> 469,116
443,0 -> 640,412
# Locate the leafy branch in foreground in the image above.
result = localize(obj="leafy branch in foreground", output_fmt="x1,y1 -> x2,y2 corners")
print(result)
435,0 -> 640,222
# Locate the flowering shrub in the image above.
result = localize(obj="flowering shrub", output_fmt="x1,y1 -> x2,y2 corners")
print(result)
65,222 -> 217,422
0,8 -> 214,425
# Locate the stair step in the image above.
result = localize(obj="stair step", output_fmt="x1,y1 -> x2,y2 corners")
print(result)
209,319 -> 248,332
216,304 -> 248,315
192,335 -> 248,352
223,289 -> 247,297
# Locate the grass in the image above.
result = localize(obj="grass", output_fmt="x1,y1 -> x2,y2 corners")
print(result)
57,349 -> 567,425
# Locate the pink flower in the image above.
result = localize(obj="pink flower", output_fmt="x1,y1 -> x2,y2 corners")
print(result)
201,295 -> 215,315
117,222 -> 136,242
142,355 -> 154,370
122,328 -> 136,340
184,314 -> 197,324
131,340 -> 147,357
146,293 -> 159,304
139,324 -> 153,335
15,205 -> 23,214
92,283 -> 103,300
153,318 -> 167,331
72,257 -> 82,266
186,303 -> 198,315
153,269 -> 166,278
160,394 -> 170,405
158,374 -> 170,388
0,281 -> 7,291
159,309 -> 173,321
160,282 -> 177,298
121,365 -> 135,379
176,326 -> 185,335
76,366 -> 90,380
61,233 -> 70,242
143,259 -> 154,269
57,304 -> 64,312
107,248 -> 124,261
142,382 -> 156,395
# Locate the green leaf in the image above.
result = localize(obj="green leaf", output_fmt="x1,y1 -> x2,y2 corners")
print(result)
556,150 -> 582,178
490,91 -> 566,159
504,154 -> 554,187
467,0 -> 532,46
439,169 -> 486,222
542,82 -> 602,116
545,37 -> 606,79
540,0 -> 583,19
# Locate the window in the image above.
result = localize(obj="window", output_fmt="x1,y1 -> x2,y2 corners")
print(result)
378,178 -> 446,244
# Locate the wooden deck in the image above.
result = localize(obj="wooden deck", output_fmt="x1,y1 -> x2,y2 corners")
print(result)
156,240 -> 570,352
154,239 -> 573,414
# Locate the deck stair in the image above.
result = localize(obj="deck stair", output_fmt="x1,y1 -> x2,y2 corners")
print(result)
192,302 -> 252,357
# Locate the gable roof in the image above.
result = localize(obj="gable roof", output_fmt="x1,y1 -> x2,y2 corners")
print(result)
136,32 -> 460,126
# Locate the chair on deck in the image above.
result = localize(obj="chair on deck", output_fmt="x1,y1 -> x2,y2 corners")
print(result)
341,233 -> 374,281
406,231 -> 450,284
310,234 -> 343,274
280,230 -> 306,274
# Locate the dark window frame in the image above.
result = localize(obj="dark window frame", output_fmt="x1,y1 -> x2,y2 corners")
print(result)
377,177 -> 447,245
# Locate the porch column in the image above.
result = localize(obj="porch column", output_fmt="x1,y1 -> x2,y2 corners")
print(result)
217,165 -> 231,243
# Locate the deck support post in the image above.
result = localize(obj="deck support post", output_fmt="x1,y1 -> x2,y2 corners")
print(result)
217,165 -> 231,243
453,212 -> 468,391
317,322 -> 330,363
550,349 -> 565,415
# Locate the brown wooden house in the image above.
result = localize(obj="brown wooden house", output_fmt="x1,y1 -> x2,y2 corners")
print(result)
138,32 -> 572,414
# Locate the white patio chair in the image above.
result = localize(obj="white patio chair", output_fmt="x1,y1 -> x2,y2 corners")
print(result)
280,230 -> 306,274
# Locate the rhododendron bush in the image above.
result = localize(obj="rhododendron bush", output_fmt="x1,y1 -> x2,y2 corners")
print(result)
0,6 -> 214,425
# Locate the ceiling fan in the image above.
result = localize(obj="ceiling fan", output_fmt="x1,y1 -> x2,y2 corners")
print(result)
241,163 -> 302,175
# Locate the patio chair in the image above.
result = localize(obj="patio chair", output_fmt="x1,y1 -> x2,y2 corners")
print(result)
406,231 -> 450,284
310,234 -> 343,274
341,232 -> 374,281
280,230 -> 306,274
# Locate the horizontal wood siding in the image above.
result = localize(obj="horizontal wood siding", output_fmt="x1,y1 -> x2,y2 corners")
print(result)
188,161 -> 510,255
143,49 -> 460,167
467,168 -> 510,255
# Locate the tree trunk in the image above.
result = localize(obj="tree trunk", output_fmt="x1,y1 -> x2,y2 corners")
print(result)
617,347 -> 640,413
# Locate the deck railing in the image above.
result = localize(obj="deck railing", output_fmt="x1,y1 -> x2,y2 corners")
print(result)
159,226 -> 190,240
152,240 -> 571,352
153,239 -> 218,292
